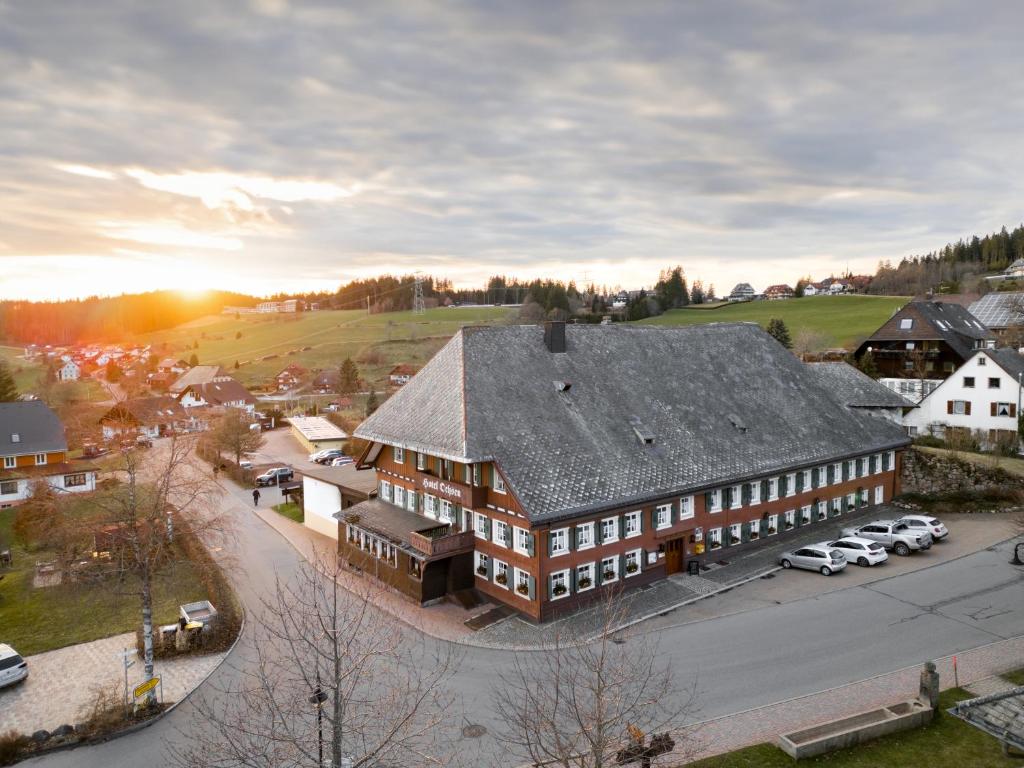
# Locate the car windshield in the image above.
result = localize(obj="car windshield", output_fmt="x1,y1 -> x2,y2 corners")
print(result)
0,654 -> 24,671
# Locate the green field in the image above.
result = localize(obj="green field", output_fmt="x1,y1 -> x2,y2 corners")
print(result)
689,689 -> 1021,768
640,295 -> 909,350
135,306 -> 515,391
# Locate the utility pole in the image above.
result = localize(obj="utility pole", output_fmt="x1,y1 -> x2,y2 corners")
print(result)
413,272 -> 426,315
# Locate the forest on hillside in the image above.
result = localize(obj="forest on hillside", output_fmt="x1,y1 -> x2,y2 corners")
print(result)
867,224 -> 1024,296
0,291 -> 256,345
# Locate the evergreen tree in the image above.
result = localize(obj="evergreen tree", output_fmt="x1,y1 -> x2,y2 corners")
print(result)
339,358 -> 359,394
105,358 -> 122,382
690,281 -> 705,305
365,389 -> 379,416
234,360 -> 240,370
0,360 -> 18,402
765,318 -> 793,349
856,350 -> 880,378
188,353 -> 199,367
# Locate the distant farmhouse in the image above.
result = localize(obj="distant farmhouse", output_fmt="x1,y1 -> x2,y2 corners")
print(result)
763,284 -> 794,300
727,283 -> 756,302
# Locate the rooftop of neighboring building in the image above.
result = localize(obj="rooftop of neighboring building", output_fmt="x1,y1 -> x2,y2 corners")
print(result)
968,291 -> 1024,328
859,301 -> 995,359
0,400 -> 68,456
335,498 -> 451,545
100,396 -> 188,426
289,415 -> 348,440
300,462 -> 378,496
183,379 -> 257,406
170,365 -> 230,393
805,362 -> 914,408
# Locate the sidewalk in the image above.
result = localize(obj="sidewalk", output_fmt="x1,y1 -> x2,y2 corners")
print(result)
0,632 -> 227,736
672,634 -> 1024,762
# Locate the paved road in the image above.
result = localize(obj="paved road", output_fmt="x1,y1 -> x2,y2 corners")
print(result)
27,477 -> 1024,766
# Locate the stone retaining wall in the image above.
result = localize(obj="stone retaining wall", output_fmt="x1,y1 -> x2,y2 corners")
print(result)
900,448 -> 1019,495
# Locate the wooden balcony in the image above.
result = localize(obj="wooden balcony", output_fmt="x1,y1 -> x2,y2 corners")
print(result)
410,528 -> 476,559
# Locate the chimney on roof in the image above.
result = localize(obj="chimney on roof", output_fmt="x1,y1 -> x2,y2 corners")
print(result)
543,321 -> 566,353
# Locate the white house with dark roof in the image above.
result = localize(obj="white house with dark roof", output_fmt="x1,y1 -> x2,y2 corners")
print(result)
338,321 -> 910,621
902,348 -> 1024,447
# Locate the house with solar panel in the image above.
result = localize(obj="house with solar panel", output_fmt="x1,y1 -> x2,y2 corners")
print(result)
335,321 -> 910,622
967,292 -> 1024,336
855,301 -> 996,380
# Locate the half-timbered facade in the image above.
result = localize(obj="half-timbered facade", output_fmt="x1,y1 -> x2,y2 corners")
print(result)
340,322 -> 911,621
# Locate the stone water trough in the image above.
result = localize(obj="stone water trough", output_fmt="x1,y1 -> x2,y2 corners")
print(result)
777,699 -> 933,759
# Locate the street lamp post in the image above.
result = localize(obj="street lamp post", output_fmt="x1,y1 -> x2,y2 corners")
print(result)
309,671 -> 328,768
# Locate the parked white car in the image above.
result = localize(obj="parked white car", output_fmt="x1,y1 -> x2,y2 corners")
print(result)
308,449 -> 332,462
897,515 -> 949,541
0,644 -> 28,688
330,456 -> 355,467
826,537 -> 888,567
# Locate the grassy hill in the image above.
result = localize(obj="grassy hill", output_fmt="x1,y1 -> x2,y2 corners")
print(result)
137,306 -> 515,390
640,295 -> 909,350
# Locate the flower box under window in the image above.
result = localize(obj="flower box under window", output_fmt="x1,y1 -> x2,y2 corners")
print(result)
578,576 -> 592,589
476,565 -> 488,577
516,583 -> 529,596
603,569 -> 616,581
730,535 -> 741,545
767,526 -> 777,535
818,511 -> 827,520
495,572 -> 508,585
552,584 -> 567,596
709,541 -> 722,550
625,562 -> 639,574
750,532 -> 759,540
784,522 -> 794,530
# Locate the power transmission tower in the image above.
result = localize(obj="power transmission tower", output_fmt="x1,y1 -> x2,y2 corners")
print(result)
413,272 -> 426,315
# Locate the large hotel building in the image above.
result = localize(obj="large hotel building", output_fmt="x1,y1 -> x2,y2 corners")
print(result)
337,321 -> 910,622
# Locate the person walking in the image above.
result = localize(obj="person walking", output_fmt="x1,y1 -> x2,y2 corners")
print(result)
252,488 -> 260,507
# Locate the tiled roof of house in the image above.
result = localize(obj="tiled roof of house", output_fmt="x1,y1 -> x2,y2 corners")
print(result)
949,687 -> 1024,753
806,363 -> 914,408
984,348 -> 1024,382
169,365 -> 230,393
101,396 -> 188,426
859,301 -> 994,359
0,400 -> 67,456
968,292 -> 1024,329
389,364 -> 419,376
186,379 -> 257,406
357,324 -> 910,523
764,284 -> 794,293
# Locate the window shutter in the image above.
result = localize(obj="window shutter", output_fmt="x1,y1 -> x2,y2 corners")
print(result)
704,491 -> 712,510
570,567 -> 577,592
965,401 -> 972,416
723,487 -> 731,509
547,574 -> 554,601
596,521 -> 603,545
505,524 -> 513,548
486,558 -> 493,580
812,467 -> 819,487
991,402 -> 997,417
761,479 -> 769,500
947,400 -> 954,414
742,483 -> 751,505
826,465 -> 833,484
1013,404 -> 1018,417
596,563 -> 603,586
637,511 -> 643,533
573,525 -> 580,549
842,463 -> 849,482
617,516 -> 624,539
779,476 -> 787,497
796,473 -> 804,493
650,508 -> 658,530
741,521 -> 750,543
527,532 -> 535,558
547,531 -> 554,557
527,575 -> 535,601
483,517 -> 491,539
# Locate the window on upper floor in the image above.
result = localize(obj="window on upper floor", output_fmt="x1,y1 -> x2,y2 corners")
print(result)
964,377 -> 975,388
899,318 -> 913,330
655,504 -> 672,529
785,473 -> 796,497
767,478 -> 779,501
492,519 -> 509,547
978,357 -> 987,366
514,527 -> 533,555
379,480 -> 392,501
493,471 -> 506,494
624,510 -> 641,538
996,402 -> 1013,417
748,482 -> 761,505
953,400 -> 967,415
393,484 -> 405,508
416,452 -> 426,471
600,517 -> 618,543
475,512 -> 489,539
989,377 -> 1000,389
730,485 -> 742,509
393,446 -> 405,464
680,495 -> 695,518
576,521 -> 595,549
550,528 -> 569,556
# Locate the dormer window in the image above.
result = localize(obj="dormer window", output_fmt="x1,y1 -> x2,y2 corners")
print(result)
899,318 -> 913,330
10,434 -> 19,444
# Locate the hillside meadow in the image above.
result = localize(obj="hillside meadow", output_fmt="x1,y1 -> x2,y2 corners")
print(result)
640,295 -> 909,350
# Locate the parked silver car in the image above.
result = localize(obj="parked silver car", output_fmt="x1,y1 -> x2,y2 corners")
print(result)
826,537 -> 888,567
779,545 -> 847,576
0,644 -> 28,688
897,514 -> 949,541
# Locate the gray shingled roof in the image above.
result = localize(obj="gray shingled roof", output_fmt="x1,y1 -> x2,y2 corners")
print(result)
356,323 -> 910,523
969,292 -> 1024,329
169,365 -> 229,393
0,400 -> 68,455
864,301 -> 994,360
985,348 -> 1024,382
949,687 -> 1024,753
806,362 -> 914,408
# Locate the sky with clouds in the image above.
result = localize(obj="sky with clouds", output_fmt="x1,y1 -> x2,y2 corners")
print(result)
2,0 -> 1024,301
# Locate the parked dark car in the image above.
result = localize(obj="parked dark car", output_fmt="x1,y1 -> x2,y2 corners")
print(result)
256,467 -> 294,486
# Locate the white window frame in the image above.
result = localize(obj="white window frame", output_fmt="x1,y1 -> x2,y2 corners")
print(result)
802,504 -> 813,524
624,510 -> 641,538
492,519 -> 508,548
784,510 -> 795,530
576,562 -> 595,591
550,528 -> 569,556
655,504 -> 672,530
874,454 -> 882,475
708,488 -> 722,512
708,527 -> 723,549
550,569 -> 570,599
728,523 -> 741,545
475,513 -> 488,540
474,551 -> 490,576
749,482 -> 761,505
679,495 -> 695,519
766,514 -> 778,535
624,549 -> 642,577
749,519 -> 760,540
730,485 -> 742,509
35,453 -> 46,466
846,492 -> 856,510
847,460 -> 856,479
393,446 -> 405,464
785,473 -> 796,497
600,517 -> 619,543
493,559 -> 510,589
767,478 -> 779,501
514,526 -> 531,555
832,463 -> 842,485
416,452 -> 426,471
831,497 -> 842,515
439,499 -> 454,524
887,451 -> 895,470
576,521 -> 595,549
2,457 -> 14,469
874,485 -> 884,504
600,556 -> 619,583
514,567 -> 531,599
493,472 -> 506,494
393,484 -> 406,508
406,490 -> 417,513
801,469 -> 811,491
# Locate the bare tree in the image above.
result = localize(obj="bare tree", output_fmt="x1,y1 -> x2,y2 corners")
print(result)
175,552 -> 455,768
493,589 -> 701,768
792,328 -> 829,360
85,435 -> 221,705
210,408 -> 266,466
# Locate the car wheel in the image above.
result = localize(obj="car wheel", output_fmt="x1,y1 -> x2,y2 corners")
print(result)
820,566 -> 832,576
781,559 -> 792,569
857,557 -> 869,567
895,543 -> 910,556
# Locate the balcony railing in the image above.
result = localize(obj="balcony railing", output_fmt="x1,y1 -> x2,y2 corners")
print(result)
410,529 -> 475,558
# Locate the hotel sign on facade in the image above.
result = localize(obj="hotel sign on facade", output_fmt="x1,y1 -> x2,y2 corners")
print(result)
419,475 -> 485,508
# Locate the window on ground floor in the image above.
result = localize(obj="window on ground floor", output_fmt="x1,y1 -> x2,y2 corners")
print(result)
64,473 -> 87,487
474,551 -> 490,578
875,485 -> 884,504
803,505 -> 814,524
576,562 -> 595,591
624,549 -> 642,577
767,514 -> 778,535
729,523 -> 741,545
708,527 -> 723,549
749,519 -> 760,540
514,568 -> 533,599
494,559 -> 509,588
601,556 -> 619,583
0,480 -> 17,496
831,497 -> 843,516
550,569 -> 569,599
379,480 -> 392,501
846,492 -> 856,511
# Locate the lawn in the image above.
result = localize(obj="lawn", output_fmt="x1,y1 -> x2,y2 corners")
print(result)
688,689 -> 1021,767
0,345 -> 42,394
272,502 -> 303,523
0,507 -> 210,656
1005,668 -> 1024,687
134,306 -> 514,391
640,295 -> 909,350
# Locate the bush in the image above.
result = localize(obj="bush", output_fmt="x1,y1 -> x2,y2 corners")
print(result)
913,434 -> 945,448
0,732 -> 30,766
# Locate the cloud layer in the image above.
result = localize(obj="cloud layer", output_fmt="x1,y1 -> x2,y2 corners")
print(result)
3,0 -> 1024,300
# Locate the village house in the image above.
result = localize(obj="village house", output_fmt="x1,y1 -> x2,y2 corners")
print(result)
99,396 -> 193,441
763,284 -> 795,300
0,401 -> 98,508
902,348 -> 1024,449
56,359 -> 80,382
338,322 -> 910,622
289,415 -> 348,453
727,283 -> 757,302
388,364 -> 418,387
803,283 -> 820,296
176,379 -> 258,414
300,463 -> 378,539
855,301 -> 996,380
275,363 -> 307,391
312,369 -> 341,393
967,292 -> 1024,336
169,365 -> 231,394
